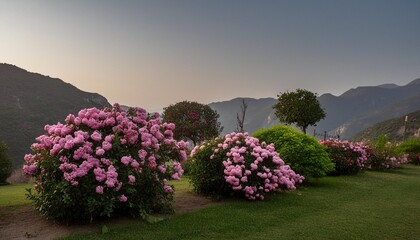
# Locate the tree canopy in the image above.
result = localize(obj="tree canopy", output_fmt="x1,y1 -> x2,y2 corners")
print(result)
273,89 -> 326,134
163,101 -> 223,146
0,142 -> 12,183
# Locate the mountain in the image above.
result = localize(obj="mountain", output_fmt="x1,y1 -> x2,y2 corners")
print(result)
209,97 -> 279,135
317,79 -> 420,139
0,63 -> 111,169
209,79 -> 420,140
352,109 -> 420,141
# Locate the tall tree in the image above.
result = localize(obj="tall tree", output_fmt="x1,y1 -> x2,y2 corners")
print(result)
273,89 -> 326,134
0,142 -> 12,183
163,101 -> 223,146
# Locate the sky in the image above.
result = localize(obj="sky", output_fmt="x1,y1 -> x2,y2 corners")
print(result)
1,0 -> 419,112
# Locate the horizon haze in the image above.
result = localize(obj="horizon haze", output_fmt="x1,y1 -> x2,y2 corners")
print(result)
1,0 -> 419,112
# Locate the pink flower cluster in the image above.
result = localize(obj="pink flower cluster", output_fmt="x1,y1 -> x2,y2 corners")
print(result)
384,155 -> 409,169
23,104 -> 187,202
191,132 -> 304,200
320,139 -> 369,168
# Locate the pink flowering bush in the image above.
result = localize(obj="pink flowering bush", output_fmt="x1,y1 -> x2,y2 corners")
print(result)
397,138 -> 420,166
23,104 -> 187,223
320,139 -> 369,175
366,135 -> 408,170
189,132 -> 304,200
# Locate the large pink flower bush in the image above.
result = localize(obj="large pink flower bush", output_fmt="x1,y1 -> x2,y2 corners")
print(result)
320,139 -> 369,175
189,132 -> 304,200
23,104 -> 187,223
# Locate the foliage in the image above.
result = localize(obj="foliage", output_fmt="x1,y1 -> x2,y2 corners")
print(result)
253,126 -> 334,179
273,89 -> 325,134
0,142 -> 12,184
163,101 -> 223,146
189,132 -> 304,200
366,135 -> 408,170
398,138 -> 420,165
23,104 -> 187,223
320,139 -> 368,175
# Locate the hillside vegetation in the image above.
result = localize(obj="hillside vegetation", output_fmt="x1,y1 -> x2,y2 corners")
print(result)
353,109 -> 420,141
0,64 -> 110,169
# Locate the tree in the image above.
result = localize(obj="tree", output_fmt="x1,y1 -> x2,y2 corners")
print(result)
273,89 -> 326,134
0,142 -> 12,184
236,99 -> 248,133
163,101 -> 223,146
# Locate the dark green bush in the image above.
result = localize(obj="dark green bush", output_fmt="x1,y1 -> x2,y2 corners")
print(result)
0,142 -> 12,184
253,126 -> 334,179
188,137 -> 231,197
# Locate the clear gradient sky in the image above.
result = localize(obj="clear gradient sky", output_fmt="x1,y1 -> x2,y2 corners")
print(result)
1,0 -> 419,112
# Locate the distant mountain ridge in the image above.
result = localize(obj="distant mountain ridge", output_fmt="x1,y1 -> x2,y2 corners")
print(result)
0,63 -> 111,169
209,79 -> 420,139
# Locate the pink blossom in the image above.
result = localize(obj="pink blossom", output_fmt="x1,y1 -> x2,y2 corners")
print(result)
119,195 -> 128,202
250,163 -> 258,171
164,185 -> 174,193
96,186 -> 104,194
102,141 -> 112,151
128,175 -> 136,184
90,131 -> 102,141
95,148 -> 105,157
131,160 -> 140,168
171,173 -> 180,180
138,149 -> 147,160
158,165 -> 167,173
121,156 -> 132,165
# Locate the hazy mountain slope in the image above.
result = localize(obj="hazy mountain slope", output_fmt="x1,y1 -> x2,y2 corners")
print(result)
315,80 -> 420,133
334,94 -> 420,139
353,109 -> 420,141
0,63 -> 111,169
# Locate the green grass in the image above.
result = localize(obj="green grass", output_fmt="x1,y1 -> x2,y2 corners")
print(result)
62,165 -> 420,240
0,183 -> 32,207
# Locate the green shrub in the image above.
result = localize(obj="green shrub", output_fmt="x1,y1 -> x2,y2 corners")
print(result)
188,137 -> 230,196
398,138 -> 420,165
0,142 -> 12,184
253,126 -> 334,179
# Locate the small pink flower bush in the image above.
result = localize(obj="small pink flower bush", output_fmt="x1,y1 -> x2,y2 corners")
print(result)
366,135 -> 409,170
23,104 -> 187,223
189,132 -> 304,200
320,139 -> 369,175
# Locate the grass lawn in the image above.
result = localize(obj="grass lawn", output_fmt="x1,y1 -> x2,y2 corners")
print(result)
0,183 -> 32,207
61,165 -> 420,240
